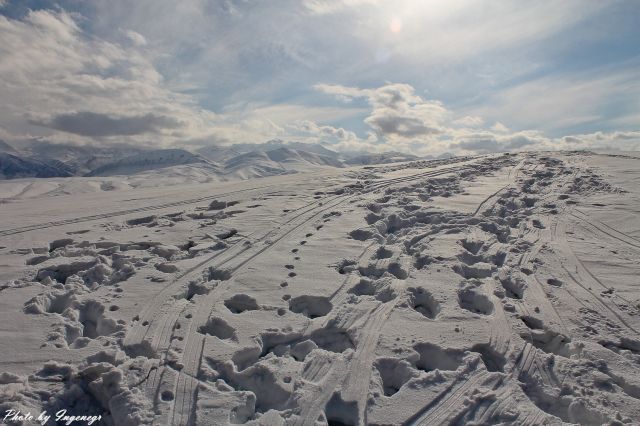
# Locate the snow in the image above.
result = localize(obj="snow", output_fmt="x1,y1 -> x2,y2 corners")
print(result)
86,149 -> 212,177
0,145 -> 349,199
0,153 -> 74,179
1,151 -> 639,425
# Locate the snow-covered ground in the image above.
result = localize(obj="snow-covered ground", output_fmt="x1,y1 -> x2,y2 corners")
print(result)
1,151 -> 639,425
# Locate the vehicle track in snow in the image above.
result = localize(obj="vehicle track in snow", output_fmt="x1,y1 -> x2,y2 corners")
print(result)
0,184 -> 276,237
137,160 -> 480,425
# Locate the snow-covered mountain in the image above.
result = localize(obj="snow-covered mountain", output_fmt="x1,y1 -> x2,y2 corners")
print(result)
219,147 -> 343,180
0,139 -> 432,181
0,140 -> 18,154
264,147 -> 343,167
243,140 -> 335,155
85,146 -> 343,179
9,140 -> 147,176
265,140 -> 341,158
196,145 -> 244,163
223,150 -> 290,180
197,140 -> 340,162
0,153 -> 74,179
87,149 -> 214,177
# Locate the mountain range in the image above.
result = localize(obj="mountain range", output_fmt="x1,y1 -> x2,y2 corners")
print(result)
0,139 -> 427,181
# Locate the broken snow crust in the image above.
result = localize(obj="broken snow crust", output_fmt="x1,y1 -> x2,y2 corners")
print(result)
1,152 -> 640,425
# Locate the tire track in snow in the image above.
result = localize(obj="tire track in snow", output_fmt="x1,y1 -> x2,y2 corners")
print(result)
131,162 -> 474,351
473,158 -> 526,217
163,196 -> 369,425
0,184 -> 275,237
124,191 -> 347,352
163,163 -> 480,425
404,368 -> 491,426
553,218 -> 640,336
570,210 -> 640,249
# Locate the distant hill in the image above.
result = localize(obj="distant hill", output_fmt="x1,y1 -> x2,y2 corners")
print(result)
196,145 -> 243,163
264,147 -> 343,167
223,150 -> 289,180
0,139 -> 428,181
275,141 -> 340,158
197,141 -> 340,161
87,149 -> 213,176
0,153 -> 74,179
0,140 -> 18,154
15,140 -> 147,175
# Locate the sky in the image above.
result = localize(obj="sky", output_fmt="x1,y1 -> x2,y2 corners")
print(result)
0,0 -> 639,155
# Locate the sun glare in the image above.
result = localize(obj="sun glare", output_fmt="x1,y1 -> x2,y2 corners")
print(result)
389,16 -> 403,33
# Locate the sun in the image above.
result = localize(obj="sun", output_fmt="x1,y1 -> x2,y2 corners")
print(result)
389,16 -> 403,33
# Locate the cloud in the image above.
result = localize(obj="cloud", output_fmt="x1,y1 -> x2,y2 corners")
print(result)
33,111 -> 182,137
284,118 -> 386,153
451,129 -> 640,155
366,113 -> 441,138
302,0 -> 379,15
469,67 -> 640,135
556,131 -> 640,150
0,10 -> 202,144
455,138 -> 502,153
452,130 -> 543,154
293,120 -> 358,141
121,29 -> 147,46
0,9 -> 314,147
453,116 -> 484,128
491,122 -> 510,133
0,3 -> 637,156
316,81 -> 640,155
315,83 -> 447,143
80,0 -> 634,146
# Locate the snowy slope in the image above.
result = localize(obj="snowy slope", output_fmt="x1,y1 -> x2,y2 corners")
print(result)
0,153 -> 74,179
222,147 -> 343,180
264,147 -> 344,167
0,147 -> 345,198
0,141 -> 421,185
0,140 -> 18,154
228,140 -> 340,158
19,141 -> 148,175
223,150 -> 289,180
87,149 -> 214,176
1,152 -> 640,424
196,145 -> 243,163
